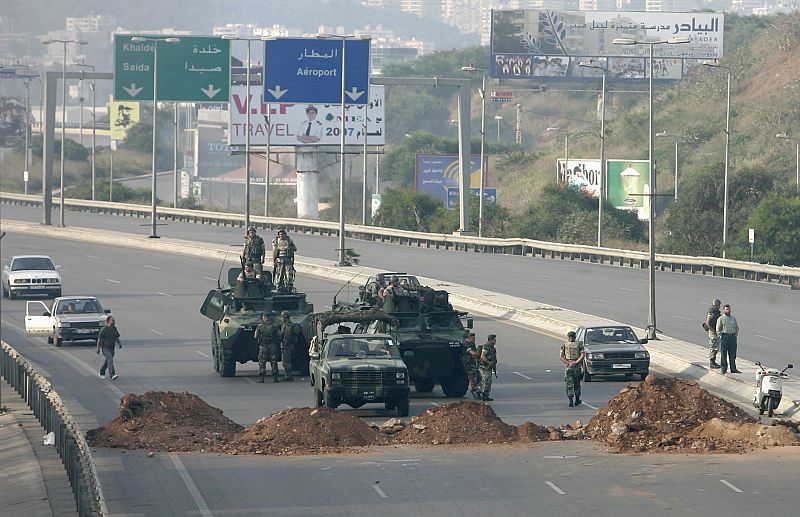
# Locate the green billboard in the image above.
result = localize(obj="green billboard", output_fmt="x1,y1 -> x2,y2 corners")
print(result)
606,159 -> 650,221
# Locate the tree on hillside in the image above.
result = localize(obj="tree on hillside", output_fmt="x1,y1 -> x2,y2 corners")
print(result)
373,188 -> 444,232
728,193 -> 800,266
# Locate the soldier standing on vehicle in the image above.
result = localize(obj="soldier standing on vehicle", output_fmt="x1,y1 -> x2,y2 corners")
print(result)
704,299 -> 722,369
272,229 -> 297,290
381,275 -> 406,314
462,332 -> 479,399
477,334 -> 498,401
279,310 -> 301,381
365,273 -> 385,306
560,331 -> 585,407
242,226 -> 266,279
255,313 -> 280,383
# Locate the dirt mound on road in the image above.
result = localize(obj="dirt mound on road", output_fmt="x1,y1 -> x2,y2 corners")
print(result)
394,401 -> 516,445
587,377 -> 766,453
86,392 -> 243,452
222,407 -> 387,455
691,418 -> 800,447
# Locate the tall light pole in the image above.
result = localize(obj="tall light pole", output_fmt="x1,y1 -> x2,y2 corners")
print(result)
703,61 -> 732,258
547,127 -> 569,183
776,133 -> 800,191
613,35 -> 690,340
656,131 -> 679,200
15,68 -> 37,196
42,38 -> 87,227
263,109 -> 272,217
579,60 -> 608,247
75,62 -> 96,201
514,103 -> 522,146
131,36 -> 180,238
494,114 -> 503,140
461,65 -> 488,237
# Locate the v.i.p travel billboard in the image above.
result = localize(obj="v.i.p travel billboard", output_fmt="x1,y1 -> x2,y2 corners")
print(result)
490,9 -> 724,81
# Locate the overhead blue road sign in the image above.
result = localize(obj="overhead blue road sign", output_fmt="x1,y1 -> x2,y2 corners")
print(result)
264,38 -> 370,105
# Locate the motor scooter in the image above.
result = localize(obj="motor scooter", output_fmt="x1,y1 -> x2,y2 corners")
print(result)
753,362 -> 793,417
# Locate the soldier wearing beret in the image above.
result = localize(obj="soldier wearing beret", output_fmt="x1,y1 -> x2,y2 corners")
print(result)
560,330 -> 585,407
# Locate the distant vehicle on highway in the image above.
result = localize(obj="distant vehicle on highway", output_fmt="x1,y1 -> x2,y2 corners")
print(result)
2,255 -> 62,299
574,325 -> 650,382
25,296 -> 112,347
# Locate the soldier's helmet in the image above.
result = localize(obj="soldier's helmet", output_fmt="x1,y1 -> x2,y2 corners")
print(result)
277,228 -> 287,236
280,310 -> 290,318
713,298 -> 721,306
261,313 -> 270,319
390,275 -> 399,283
247,226 -> 256,232
567,331 -> 576,338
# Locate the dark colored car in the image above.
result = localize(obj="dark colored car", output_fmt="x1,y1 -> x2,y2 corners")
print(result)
574,325 -> 650,382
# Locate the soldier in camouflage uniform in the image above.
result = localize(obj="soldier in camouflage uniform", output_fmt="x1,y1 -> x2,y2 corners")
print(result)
272,229 -> 297,290
255,313 -> 280,383
279,310 -> 301,381
560,331 -> 586,407
461,332 -> 479,399
242,226 -> 266,279
477,334 -> 498,401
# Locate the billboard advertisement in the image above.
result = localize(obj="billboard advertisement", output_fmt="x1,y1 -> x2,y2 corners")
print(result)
0,97 -> 26,147
109,99 -> 140,141
446,188 -> 497,210
490,9 -> 724,81
606,159 -> 650,221
557,159 -> 601,198
415,154 -> 487,205
228,85 -> 385,146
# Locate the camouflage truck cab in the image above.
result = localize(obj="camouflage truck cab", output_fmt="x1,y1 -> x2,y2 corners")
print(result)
200,267 -> 313,377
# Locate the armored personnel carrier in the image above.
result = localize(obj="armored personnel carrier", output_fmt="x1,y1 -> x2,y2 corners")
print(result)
338,283 -> 473,397
200,267 -> 312,377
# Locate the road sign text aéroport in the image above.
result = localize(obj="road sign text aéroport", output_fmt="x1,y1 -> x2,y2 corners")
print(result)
114,35 -> 230,102
263,38 -> 369,105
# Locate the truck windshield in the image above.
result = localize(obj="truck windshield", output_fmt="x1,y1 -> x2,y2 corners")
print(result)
328,338 -> 400,359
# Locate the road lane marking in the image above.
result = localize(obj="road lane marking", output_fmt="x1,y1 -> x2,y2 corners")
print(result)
697,302 -> 708,306
462,263 -> 481,268
673,315 -> 691,321
86,255 -> 100,259
105,278 -> 120,284
157,292 -> 172,297
244,377 -> 257,384
593,298 -> 610,303
616,287 -> 637,292
430,402 -> 440,406
513,371 -> 533,380
195,351 -> 209,358
149,329 -> 163,336
543,455 -> 578,459
372,484 -> 387,498
755,335 -> 776,341
169,454 -> 213,517
720,479 -> 743,493
580,402 -> 599,410
785,319 -> 800,325
202,276 -> 217,281
538,274 -> 555,279
144,265 -> 161,270
545,481 -> 565,495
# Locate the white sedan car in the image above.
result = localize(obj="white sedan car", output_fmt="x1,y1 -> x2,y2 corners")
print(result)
2,255 -> 62,299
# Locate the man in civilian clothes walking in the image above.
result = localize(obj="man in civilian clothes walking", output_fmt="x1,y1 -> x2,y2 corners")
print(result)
97,316 -> 122,380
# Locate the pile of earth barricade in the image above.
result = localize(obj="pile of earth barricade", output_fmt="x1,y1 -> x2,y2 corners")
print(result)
587,375 -> 800,453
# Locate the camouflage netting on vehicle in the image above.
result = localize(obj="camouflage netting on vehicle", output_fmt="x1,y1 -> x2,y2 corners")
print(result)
221,407 -> 388,455
85,392 -> 243,452
316,308 -> 399,329
587,376 -> 800,453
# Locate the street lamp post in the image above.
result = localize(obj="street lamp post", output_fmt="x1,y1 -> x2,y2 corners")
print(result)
131,36 -> 180,238
14,68 -> 36,195
579,61 -> 608,247
461,65 -> 488,237
75,62 -> 96,201
494,114 -> 503,140
42,38 -> 87,227
613,36 -> 690,340
776,133 -> 800,191
703,61 -> 732,258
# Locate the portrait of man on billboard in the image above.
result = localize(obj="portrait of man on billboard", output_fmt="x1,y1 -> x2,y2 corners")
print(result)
296,105 -> 323,144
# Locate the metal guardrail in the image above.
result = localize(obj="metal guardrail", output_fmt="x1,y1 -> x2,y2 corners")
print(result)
1,340 -> 107,517
3,191 -> 799,287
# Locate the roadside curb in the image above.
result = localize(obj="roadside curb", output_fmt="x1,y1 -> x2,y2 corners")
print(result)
4,220 -> 798,422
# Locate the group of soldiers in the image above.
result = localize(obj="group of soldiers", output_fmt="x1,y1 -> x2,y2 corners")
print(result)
242,226 -> 297,290
254,309 -> 303,383
461,333 -> 498,401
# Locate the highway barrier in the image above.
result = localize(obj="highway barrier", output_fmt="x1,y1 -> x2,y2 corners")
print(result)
3,191 -> 799,287
1,340 -> 108,517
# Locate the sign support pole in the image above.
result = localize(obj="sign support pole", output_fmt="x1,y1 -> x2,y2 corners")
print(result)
338,38 -> 347,266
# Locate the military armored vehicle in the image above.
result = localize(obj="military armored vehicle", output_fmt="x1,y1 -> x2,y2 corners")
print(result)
338,284 -> 473,397
200,267 -> 312,377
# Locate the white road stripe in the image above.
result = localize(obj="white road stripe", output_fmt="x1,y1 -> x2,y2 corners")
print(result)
195,351 -> 209,358
157,292 -> 172,297
202,276 -> 217,281
580,401 -> 599,410
372,484 -> 388,498
720,479 -> 743,493
86,255 -> 100,259
105,278 -> 120,284
593,298 -> 610,303
430,402 -> 440,406
169,454 -> 213,517
244,377 -> 257,384
513,371 -> 533,380
755,334 -> 776,341
697,301 -> 708,306
149,329 -> 163,336
785,318 -> 800,324
616,287 -> 637,292
545,481 -> 565,495
538,274 -> 555,279
144,265 -> 161,270
673,315 -> 691,321
286,405 -> 294,409
543,455 -> 578,459
462,263 -> 481,268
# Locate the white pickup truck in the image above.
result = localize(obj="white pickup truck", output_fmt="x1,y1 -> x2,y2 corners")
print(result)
25,296 -> 112,347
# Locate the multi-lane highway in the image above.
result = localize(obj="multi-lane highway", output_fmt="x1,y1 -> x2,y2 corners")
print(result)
2,210 -> 800,516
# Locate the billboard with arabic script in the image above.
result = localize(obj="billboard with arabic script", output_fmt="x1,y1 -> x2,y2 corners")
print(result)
490,10 -> 723,81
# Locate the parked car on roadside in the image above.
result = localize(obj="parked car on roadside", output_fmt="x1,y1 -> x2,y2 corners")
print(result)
2,255 -> 62,299
574,325 -> 650,382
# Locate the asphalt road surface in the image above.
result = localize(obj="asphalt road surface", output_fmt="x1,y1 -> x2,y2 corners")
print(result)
1,224 -> 798,516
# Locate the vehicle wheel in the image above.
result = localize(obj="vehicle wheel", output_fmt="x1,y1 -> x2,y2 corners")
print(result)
294,346 -> 310,376
583,369 -> 592,382
323,388 -> 337,409
220,347 -> 236,377
441,369 -> 469,397
397,395 -> 410,417
8,290 -> 17,300
314,388 -> 323,408
768,396 -> 775,418
384,400 -> 396,411
414,380 -> 435,393
625,373 -> 633,378
640,371 -> 649,381
55,337 -> 62,347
